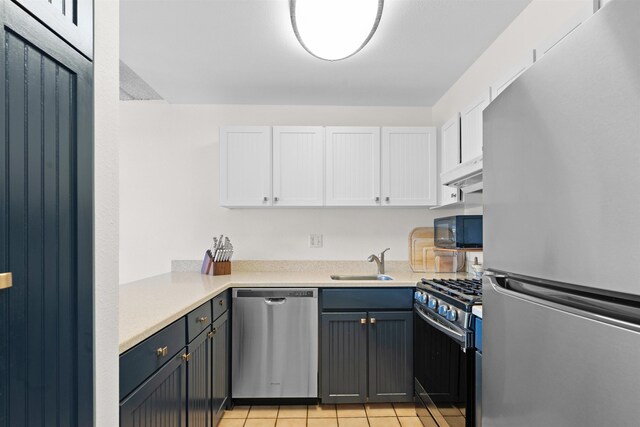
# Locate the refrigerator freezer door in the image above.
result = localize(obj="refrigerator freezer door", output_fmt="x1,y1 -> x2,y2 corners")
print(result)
483,275 -> 640,427
483,0 -> 640,296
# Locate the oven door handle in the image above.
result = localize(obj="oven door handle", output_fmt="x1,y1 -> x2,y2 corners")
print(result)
415,304 -> 467,346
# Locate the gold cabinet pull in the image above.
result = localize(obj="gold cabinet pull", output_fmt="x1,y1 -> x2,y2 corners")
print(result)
207,331 -> 214,339
360,318 -> 366,325
182,353 -> 191,362
370,318 -> 377,324
156,346 -> 168,357
197,316 -> 209,323
218,300 -> 224,306
0,272 -> 12,290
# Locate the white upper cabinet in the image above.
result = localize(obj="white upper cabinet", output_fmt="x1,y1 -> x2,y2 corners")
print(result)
381,127 -> 437,207
325,127 -> 381,206
460,89 -> 491,163
440,115 -> 461,206
272,126 -> 324,206
534,4 -> 594,61
491,52 -> 535,101
219,126 -> 272,207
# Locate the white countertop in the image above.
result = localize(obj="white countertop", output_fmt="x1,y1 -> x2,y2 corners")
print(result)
472,305 -> 483,319
119,270 -> 471,353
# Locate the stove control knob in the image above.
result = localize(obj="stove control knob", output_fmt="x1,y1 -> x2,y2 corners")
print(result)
438,305 -> 449,317
446,309 -> 458,321
414,291 -> 420,301
428,298 -> 438,310
421,294 -> 428,304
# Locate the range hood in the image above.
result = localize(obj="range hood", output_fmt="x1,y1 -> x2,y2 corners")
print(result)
441,155 -> 483,193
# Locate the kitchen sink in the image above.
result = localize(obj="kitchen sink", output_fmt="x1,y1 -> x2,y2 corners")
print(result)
330,274 -> 395,281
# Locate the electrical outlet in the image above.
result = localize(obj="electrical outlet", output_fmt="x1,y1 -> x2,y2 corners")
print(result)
309,234 -> 323,248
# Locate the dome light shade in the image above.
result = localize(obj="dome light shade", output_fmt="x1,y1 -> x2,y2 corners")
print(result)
291,0 -> 384,61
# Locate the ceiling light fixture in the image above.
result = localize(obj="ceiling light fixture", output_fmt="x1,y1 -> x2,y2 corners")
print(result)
290,0 -> 384,61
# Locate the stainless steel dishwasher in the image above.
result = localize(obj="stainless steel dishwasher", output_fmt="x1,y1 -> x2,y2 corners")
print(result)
232,288 -> 318,398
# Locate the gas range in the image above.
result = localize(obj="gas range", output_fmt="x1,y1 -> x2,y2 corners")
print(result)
414,278 -> 482,340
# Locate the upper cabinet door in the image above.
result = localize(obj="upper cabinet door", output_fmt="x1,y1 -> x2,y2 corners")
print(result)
440,115 -> 461,206
381,127 -> 437,207
273,127 -> 324,207
12,0 -> 94,58
460,89 -> 491,163
219,126 -> 272,207
491,52 -> 534,101
325,127 -> 381,206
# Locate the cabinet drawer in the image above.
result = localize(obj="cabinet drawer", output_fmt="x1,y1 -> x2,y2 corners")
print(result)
321,288 -> 413,311
119,317 -> 186,400
212,290 -> 230,320
187,300 -> 212,342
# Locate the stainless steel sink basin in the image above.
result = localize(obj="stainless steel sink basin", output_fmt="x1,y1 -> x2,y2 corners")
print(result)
330,274 -> 395,281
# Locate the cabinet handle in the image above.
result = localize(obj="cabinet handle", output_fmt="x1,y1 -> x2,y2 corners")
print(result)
156,346 -> 168,357
360,318 -> 366,325
451,193 -> 457,198
263,196 -> 268,202
274,197 -> 279,202
197,316 -> 209,323
207,331 -> 214,339
182,353 -> 191,362
0,272 -> 12,290
370,318 -> 377,324
212,327 -> 217,335
375,197 -> 380,202
218,300 -> 224,306
385,197 -> 390,202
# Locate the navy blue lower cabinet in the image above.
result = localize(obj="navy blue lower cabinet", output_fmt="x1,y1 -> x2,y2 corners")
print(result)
320,312 -> 369,404
188,327 -> 213,427
211,311 -> 230,424
120,351 -> 188,427
368,311 -> 413,403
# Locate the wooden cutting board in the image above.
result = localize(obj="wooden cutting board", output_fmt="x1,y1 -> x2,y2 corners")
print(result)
409,227 -> 435,272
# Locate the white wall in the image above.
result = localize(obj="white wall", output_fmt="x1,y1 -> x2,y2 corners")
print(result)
94,0 -> 119,424
432,0 -> 595,127
119,103 -> 464,284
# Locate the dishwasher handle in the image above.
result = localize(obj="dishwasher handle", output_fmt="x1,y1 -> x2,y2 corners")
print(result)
264,297 -> 287,305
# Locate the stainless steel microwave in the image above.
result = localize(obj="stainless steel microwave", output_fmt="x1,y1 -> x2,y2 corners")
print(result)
434,215 -> 483,249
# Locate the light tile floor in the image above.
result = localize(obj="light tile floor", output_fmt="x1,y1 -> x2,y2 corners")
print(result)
221,403 -> 443,427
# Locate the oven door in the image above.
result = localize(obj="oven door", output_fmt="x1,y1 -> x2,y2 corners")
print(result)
414,305 -> 475,427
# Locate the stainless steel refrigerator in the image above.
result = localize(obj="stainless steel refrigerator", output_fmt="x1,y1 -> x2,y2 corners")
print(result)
482,1 -> 640,426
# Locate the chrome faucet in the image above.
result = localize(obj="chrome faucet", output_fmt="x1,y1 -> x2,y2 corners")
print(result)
367,248 -> 390,275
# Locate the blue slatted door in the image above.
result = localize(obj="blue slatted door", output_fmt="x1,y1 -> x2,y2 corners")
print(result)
368,311 -> 414,403
0,2 -> 94,425
188,329 -> 212,427
211,312 -> 229,424
320,312 -> 368,404
120,352 -> 188,427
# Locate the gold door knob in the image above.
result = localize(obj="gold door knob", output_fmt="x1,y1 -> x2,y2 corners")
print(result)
0,272 -> 12,290
218,300 -> 224,306
197,316 -> 209,323
370,318 -> 377,324
360,318 -> 366,325
182,353 -> 191,362
156,346 -> 168,357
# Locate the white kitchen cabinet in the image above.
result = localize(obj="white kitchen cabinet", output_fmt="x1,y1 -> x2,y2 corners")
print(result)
272,126 -> 324,206
219,126 -> 272,207
439,115 -> 461,206
325,127 -> 381,206
381,127 -> 437,206
534,4 -> 593,62
460,89 -> 491,163
491,52 -> 534,101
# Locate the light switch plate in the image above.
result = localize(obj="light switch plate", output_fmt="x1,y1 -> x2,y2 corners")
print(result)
309,234 -> 323,249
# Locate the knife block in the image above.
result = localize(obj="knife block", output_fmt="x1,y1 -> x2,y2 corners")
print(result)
213,261 -> 231,276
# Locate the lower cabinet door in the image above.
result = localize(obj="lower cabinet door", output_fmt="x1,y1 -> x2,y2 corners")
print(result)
368,311 -> 414,402
212,311 -> 230,424
120,350 -> 187,427
189,328 -> 213,427
321,312 -> 368,403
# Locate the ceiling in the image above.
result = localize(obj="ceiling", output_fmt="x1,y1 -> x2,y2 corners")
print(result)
120,0 -> 532,106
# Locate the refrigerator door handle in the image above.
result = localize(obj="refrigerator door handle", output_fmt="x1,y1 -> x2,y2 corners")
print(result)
485,274 -> 640,333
